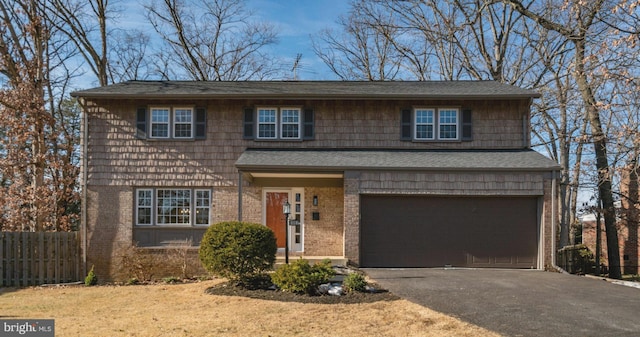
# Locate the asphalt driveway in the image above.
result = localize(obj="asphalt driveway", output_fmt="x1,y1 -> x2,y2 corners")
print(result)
363,268 -> 640,337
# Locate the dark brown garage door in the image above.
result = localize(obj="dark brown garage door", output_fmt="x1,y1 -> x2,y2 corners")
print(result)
360,195 -> 538,268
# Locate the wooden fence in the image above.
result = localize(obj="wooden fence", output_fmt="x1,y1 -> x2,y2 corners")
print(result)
1,232 -> 82,286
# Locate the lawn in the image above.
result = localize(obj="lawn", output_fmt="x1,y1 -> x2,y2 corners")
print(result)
0,279 -> 501,337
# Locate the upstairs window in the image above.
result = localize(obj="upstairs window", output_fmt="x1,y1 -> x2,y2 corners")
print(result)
137,106 -> 206,140
150,108 -> 170,138
438,109 -> 458,140
258,108 -> 278,139
415,109 -> 435,140
256,107 -> 301,140
173,108 -> 193,138
404,107 -> 461,141
281,109 -> 300,139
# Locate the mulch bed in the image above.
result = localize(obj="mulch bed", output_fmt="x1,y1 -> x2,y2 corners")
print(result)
205,282 -> 399,304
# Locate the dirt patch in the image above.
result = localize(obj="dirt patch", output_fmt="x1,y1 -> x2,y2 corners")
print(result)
206,281 -> 399,304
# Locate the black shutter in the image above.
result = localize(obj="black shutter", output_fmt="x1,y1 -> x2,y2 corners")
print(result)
400,108 -> 412,141
195,107 -> 206,139
136,107 -> 147,139
462,108 -> 472,141
243,107 -> 255,139
303,108 -> 314,140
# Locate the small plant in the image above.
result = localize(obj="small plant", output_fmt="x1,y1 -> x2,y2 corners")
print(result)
85,265 -> 98,286
126,277 -> 139,285
162,276 -> 181,284
271,259 -> 335,295
199,221 -> 277,286
343,272 -> 367,293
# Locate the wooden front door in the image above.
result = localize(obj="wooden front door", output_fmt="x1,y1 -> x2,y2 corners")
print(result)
266,192 -> 289,248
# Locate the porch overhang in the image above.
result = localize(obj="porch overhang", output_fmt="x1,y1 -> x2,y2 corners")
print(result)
235,148 -> 561,174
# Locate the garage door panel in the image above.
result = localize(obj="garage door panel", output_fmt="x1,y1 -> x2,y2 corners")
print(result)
360,195 -> 538,268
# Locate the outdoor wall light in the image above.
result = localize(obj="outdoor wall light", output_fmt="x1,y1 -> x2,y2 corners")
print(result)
313,195 -> 318,206
283,200 -> 291,264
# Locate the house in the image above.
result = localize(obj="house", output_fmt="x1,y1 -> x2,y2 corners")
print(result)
71,80 -> 560,280
581,165 -> 639,274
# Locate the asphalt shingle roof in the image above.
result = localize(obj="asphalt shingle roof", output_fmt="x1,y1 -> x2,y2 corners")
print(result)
235,149 -> 560,172
71,80 -> 540,100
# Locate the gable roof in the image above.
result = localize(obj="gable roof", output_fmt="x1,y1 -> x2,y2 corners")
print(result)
70,80 -> 540,100
235,149 -> 560,172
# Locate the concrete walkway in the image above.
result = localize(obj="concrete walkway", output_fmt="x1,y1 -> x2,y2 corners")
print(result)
363,268 -> 640,337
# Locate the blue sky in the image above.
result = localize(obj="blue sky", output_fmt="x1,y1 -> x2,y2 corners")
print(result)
246,0 -> 351,79
117,0 -> 352,81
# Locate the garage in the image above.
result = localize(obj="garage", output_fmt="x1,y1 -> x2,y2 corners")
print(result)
360,195 -> 539,268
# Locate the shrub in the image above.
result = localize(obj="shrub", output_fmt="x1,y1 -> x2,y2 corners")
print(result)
119,244 -> 162,282
343,272 -> 367,293
85,265 -> 98,286
199,221 -> 277,284
271,259 -> 335,295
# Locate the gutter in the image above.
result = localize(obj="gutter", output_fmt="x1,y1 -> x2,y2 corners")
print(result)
79,98 -> 88,277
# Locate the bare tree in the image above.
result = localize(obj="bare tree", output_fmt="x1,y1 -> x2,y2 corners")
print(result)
312,3 -> 402,80
46,0 -> 110,86
145,0 -> 279,81
502,0 -> 640,279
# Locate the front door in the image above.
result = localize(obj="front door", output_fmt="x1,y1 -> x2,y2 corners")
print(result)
266,192 -> 289,248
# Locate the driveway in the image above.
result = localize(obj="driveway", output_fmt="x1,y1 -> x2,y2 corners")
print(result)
363,268 -> 640,337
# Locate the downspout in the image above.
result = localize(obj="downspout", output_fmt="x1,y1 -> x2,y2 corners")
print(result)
80,98 -> 88,277
237,171 -> 243,221
551,171 -> 566,273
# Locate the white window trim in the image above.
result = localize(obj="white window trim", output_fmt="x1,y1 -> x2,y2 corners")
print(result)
149,106 -> 196,140
194,189 -> 211,226
280,108 -> 302,140
135,188 -> 211,227
256,107 -> 302,140
150,107 -> 171,139
438,108 -> 459,140
136,189 -> 154,226
413,107 -> 460,141
156,188 -> 192,226
257,107 -> 278,139
414,108 -> 435,140
173,107 -> 194,139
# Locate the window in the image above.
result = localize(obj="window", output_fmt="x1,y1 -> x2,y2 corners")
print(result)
136,189 -> 153,225
135,188 -> 211,226
150,108 -> 170,138
438,109 -> 458,139
256,107 -> 301,140
173,108 -> 193,138
413,108 -> 459,140
281,109 -> 300,138
145,106 -> 200,139
258,108 -> 277,139
245,107 -> 312,140
195,190 -> 210,225
415,109 -> 435,140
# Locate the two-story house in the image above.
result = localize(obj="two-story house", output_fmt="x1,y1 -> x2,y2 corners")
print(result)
72,81 -> 560,280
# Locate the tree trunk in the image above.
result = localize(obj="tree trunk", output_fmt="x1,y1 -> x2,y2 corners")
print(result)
574,39 -> 621,279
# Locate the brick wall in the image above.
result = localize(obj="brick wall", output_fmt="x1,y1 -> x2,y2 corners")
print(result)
303,187 -> 344,256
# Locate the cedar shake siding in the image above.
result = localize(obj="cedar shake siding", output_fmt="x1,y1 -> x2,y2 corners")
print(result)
73,81 -> 559,281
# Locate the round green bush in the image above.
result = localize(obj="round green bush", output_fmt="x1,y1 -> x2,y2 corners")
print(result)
199,221 -> 277,284
271,259 -> 335,295
343,272 -> 367,293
